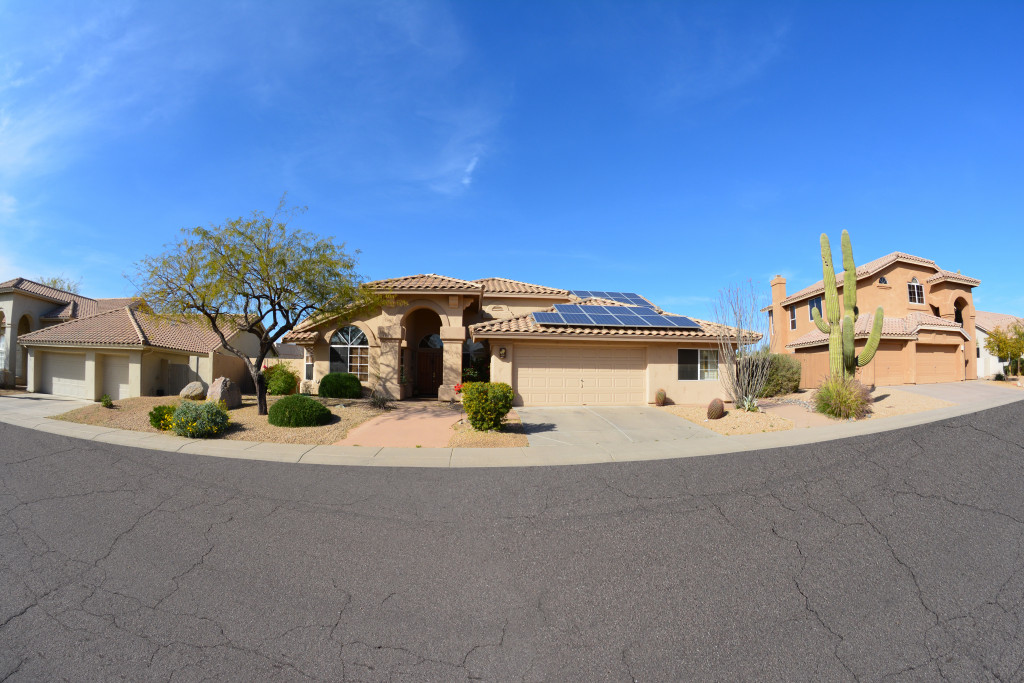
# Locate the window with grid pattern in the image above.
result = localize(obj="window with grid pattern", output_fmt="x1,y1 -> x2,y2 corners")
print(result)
908,278 -> 925,304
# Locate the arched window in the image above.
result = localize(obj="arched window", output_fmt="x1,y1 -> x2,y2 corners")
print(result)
419,333 -> 443,349
330,326 -> 369,381
907,277 -> 925,305
878,276 -> 888,285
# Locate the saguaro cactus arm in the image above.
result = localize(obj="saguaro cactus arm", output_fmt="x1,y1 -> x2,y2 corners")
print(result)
841,230 -> 859,318
811,306 -> 830,334
856,307 -> 885,367
842,313 -> 856,374
820,234 -> 841,326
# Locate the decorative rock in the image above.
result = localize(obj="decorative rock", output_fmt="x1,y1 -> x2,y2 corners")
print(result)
207,376 -> 241,409
179,381 -> 206,400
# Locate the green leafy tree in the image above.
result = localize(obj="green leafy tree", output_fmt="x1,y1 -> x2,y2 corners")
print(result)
37,274 -> 82,294
132,197 -> 383,415
984,323 -> 1024,376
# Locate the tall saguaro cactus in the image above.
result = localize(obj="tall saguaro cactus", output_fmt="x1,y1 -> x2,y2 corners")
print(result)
810,230 -> 884,379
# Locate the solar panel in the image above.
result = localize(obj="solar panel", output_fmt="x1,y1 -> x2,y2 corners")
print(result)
533,312 -> 567,325
571,290 -> 656,307
560,313 -> 595,325
588,314 -> 622,325
533,303 -> 704,330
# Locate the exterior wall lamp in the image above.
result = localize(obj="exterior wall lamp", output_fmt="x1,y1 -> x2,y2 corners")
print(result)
498,347 -> 507,360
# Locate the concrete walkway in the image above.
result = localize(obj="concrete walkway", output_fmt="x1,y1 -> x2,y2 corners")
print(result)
0,382 -> 1022,468
334,400 -> 464,448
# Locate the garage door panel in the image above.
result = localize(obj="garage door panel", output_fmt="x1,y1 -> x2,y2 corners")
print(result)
916,345 -> 959,384
516,346 -> 645,406
41,353 -> 89,399
102,355 -> 130,400
874,342 -> 905,386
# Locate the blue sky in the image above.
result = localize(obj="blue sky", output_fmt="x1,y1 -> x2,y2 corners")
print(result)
1,1 -> 1021,320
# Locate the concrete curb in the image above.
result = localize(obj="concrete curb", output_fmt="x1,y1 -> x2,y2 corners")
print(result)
1,390 -> 1022,468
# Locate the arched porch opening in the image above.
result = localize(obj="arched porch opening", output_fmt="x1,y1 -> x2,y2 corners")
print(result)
16,314 -> 31,383
404,308 -> 443,397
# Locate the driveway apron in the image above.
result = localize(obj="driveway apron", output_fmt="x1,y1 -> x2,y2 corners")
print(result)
515,405 -> 718,446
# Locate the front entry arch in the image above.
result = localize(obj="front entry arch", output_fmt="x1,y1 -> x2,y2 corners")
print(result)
16,315 -> 31,383
404,308 -> 443,397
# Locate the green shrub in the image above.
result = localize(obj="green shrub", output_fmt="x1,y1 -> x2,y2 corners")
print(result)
462,357 -> 490,383
318,372 -> 363,399
461,382 -> 515,431
263,363 -> 299,395
170,401 -> 229,438
149,404 -> 176,430
814,375 -> 873,420
100,394 -> 113,408
268,394 -> 332,427
995,373 -> 1006,382
760,354 -> 803,397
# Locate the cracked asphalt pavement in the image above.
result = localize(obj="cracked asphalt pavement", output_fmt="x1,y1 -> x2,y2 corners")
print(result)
3,404 -> 1024,681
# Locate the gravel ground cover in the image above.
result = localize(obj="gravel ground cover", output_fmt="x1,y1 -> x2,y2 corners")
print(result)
763,387 -> 952,419
982,378 -> 1024,390
661,404 -> 794,435
447,410 -> 529,447
53,394 -> 384,445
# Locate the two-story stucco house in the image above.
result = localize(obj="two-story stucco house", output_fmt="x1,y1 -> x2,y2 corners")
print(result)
283,275 -> 736,407
768,252 -> 980,388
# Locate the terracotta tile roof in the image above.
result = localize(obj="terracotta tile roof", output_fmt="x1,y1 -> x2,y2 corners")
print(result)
475,277 -> 568,296
368,274 -> 481,292
1,277 -> 100,317
19,308 -> 231,354
926,270 -> 981,286
281,330 -> 320,345
781,252 -> 978,305
785,312 -> 968,349
975,310 -> 1024,334
470,305 -> 739,340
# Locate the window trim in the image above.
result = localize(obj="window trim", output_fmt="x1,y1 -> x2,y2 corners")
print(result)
789,307 -> 797,330
908,278 -> 925,305
677,348 -> 720,381
329,325 -> 369,381
304,348 -> 314,381
807,296 -> 823,322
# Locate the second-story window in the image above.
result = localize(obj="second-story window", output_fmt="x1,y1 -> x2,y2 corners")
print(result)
790,307 -> 797,330
768,310 -> 773,336
808,296 -> 823,321
879,276 -> 888,285
908,278 -> 925,305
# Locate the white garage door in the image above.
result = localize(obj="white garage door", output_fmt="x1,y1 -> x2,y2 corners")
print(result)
102,355 -> 130,400
515,346 -> 646,406
41,353 -> 89,399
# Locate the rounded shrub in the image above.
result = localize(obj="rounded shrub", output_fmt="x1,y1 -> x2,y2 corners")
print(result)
461,382 -> 515,431
149,404 -> 176,430
263,363 -> 299,396
268,394 -> 332,427
814,375 -> 873,420
760,353 -> 803,398
318,372 -> 363,399
170,401 -> 229,438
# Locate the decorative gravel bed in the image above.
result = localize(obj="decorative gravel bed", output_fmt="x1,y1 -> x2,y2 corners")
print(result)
662,404 -> 794,436
53,395 -> 385,445
447,410 -> 529,448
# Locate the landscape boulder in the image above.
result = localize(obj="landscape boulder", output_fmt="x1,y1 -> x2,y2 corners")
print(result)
207,376 -> 242,409
179,381 -> 206,400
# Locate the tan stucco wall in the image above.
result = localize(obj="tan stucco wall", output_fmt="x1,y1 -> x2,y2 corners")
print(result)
1,292 -> 69,380
489,340 -> 730,406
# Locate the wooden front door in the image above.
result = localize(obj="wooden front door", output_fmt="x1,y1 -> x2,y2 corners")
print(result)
415,349 -> 443,396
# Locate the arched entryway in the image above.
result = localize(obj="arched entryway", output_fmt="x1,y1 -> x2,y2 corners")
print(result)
953,297 -> 969,326
404,308 -> 443,397
16,314 -> 31,383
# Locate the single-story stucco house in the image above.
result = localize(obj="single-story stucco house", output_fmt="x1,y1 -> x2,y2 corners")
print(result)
974,310 -> 1024,378
0,277 -> 260,400
283,274 -> 736,406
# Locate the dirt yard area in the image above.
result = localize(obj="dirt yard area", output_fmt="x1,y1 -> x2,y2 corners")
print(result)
981,378 -> 1024,391
54,395 -> 384,445
447,410 -> 529,448
661,404 -> 794,436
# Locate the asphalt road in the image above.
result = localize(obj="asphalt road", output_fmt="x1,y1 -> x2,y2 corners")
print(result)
2,405 -> 1024,682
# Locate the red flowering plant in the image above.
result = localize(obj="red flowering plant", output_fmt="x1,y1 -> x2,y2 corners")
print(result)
454,383 -> 464,394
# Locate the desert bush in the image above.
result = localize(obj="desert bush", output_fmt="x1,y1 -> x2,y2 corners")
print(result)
760,354 -> 803,397
318,372 -> 363,399
148,405 -> 176,430
263,363 -> 299,395
368,388 -> 394,410
654,388 -> 667,407
268,394 -> 332,427
170,401 -> 229,438
100,394 -> 114,408
739,395 -> 759,412
994,373 -> 1006,382
814,375 -> 873,420
707,398 -> 725,420
461,382 -> 515,431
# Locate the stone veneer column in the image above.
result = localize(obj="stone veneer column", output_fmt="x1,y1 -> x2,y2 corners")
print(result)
437,326 -> 465,401
377,324 -> 404,398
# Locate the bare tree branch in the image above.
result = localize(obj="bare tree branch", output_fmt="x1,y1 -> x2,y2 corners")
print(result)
712,280 -> 772,408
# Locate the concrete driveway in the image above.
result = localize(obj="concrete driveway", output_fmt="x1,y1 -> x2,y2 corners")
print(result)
515,405 -> 718,446
879,379 -> 1017,404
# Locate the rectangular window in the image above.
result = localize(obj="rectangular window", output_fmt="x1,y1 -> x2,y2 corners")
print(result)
908,282 -> 925,304
768,310 -> 773,336
808,296 -> 823,321
790,307 -> 797,330
678,349 -> 719,381
304,348 -> 314,381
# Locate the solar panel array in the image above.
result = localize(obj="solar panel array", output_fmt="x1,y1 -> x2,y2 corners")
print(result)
533,304 -> 702,330
569,291 -> 652,307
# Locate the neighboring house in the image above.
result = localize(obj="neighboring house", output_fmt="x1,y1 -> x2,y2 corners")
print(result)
768,252 -> 980,388
974,310 -> 1024,378
0,277 -> 136,386
283,275 -> 734,406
